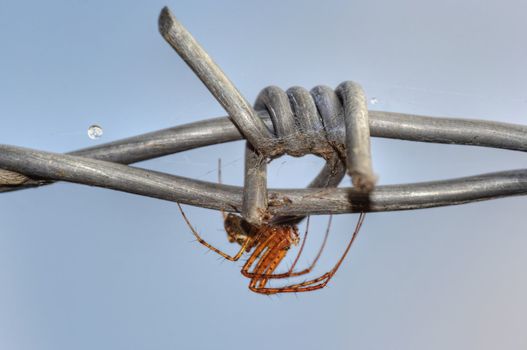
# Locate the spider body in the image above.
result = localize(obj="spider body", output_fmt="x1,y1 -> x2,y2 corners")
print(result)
224,213 -> 299,252
177,203 -> 365,294
224,213 -> 301,291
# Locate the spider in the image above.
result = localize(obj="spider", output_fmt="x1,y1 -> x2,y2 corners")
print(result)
176,205 -> 365,295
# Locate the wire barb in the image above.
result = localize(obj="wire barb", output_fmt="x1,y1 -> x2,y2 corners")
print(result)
159,6 -> 377,224
158,7 -> 274,156
243,82 -> 378,223
1,6 -> 527,220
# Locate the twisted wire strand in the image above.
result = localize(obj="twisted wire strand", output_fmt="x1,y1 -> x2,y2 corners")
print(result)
1,144 -> 527,217
1,111 -> 527,215
1,6 -> 527,219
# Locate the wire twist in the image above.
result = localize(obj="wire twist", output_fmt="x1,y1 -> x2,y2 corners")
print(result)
1,6 -> 527,222
243,83 -> 376,224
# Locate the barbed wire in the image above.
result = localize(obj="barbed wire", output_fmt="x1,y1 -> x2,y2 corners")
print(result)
1,7 -> 527,222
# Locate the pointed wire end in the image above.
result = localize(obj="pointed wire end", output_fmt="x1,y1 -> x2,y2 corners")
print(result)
158,6 -> 175,37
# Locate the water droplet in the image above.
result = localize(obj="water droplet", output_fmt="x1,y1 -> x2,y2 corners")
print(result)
87,125 -> 103,140
370,97 -> 379,105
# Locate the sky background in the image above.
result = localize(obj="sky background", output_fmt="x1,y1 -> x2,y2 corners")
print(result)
1,0 -> 527,349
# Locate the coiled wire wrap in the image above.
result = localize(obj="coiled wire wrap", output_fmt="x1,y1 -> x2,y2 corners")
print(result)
243,82 -> 376,224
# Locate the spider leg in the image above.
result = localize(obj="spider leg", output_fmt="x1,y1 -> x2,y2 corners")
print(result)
287,215 -> 311,273
249,239 -> 289,289
250,271 -> 331,294
284,214 -> 332,277
240,232 -> 280,278
177,203 -> 249,261
217,158 -> 227,220
250,212 -> 365,294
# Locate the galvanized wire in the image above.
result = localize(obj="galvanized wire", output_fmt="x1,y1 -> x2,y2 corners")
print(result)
1,143 -> 527,216
1,111 -> 527,216
1,6 -> 527,219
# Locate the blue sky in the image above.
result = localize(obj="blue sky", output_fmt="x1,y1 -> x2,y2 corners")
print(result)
1,1 -> 527,349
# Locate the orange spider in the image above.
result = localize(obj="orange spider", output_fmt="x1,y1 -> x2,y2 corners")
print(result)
176,204 -> 365,294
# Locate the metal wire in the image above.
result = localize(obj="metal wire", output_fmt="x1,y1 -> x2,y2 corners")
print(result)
1,144 -> 527,216
1,110 -> 527,215
1,6 -> 527,219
